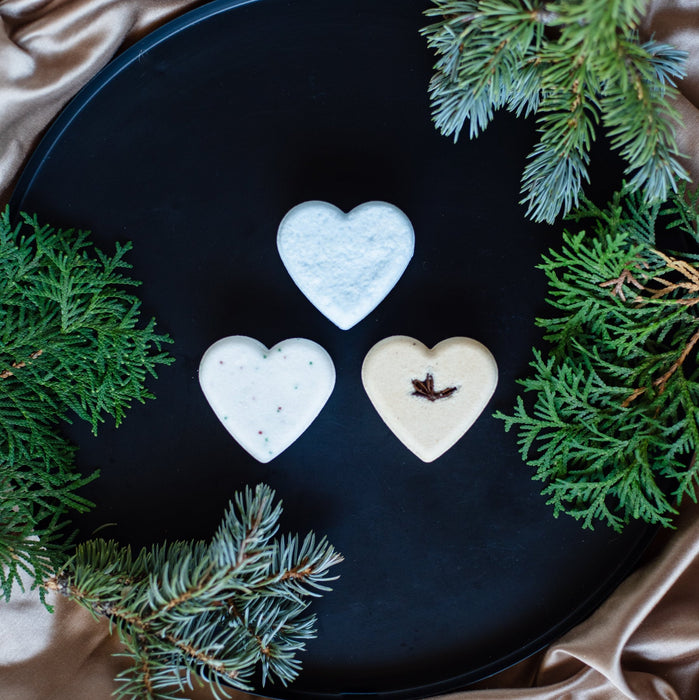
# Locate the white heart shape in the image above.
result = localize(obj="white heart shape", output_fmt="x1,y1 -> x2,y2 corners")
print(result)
199,336 -> 335,463
361,336 -> 498,462
277,201 -> 415,330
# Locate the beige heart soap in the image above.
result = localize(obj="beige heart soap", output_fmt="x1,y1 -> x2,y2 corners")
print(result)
361,336 -> 498,462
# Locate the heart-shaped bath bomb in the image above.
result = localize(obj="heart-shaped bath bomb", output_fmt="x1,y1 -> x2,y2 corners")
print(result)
199,336 -> 335,463
277,201 -> 414,330
361,336 -> 498,462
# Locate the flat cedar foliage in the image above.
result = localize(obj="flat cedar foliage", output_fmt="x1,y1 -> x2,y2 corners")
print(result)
496,185 -> 699,531
0,213 -> 343,699
0,208 -> 173,601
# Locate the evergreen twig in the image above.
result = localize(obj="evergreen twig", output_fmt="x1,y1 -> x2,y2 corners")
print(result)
46,484 -> 343,700
0,208 -> 173,602
495,182 -> 699,531
422,0 -> 689,222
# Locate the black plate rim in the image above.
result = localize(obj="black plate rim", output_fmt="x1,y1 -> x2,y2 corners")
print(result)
9,1 -> 659,697
258,527 -> 656,699
11,0 -> 260,208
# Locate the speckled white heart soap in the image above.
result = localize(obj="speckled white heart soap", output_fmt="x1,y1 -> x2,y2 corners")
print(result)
277,201 -> 414,330
199,336 -> 335,463
361,336 -> 498,462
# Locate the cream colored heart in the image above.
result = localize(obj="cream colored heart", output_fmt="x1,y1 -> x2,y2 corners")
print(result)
361,336 -> 498,462
199,336 -> 335,463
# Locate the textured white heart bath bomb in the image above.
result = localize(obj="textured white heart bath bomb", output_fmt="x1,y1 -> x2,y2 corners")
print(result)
362,336 -> 498,462
199,336 -> 335,463
277,201 -> 414,330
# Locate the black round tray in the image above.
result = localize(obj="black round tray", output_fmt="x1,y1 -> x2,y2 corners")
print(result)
10,0 -> 655,697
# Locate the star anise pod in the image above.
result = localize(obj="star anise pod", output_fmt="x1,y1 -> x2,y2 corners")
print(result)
411,373 -> 457,402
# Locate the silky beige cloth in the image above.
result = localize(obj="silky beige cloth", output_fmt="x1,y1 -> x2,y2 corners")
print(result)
1,1 -> 699,699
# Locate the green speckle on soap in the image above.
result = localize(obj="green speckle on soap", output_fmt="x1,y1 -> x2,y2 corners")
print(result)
309,361 -> 313,365
262,354 -> 267,359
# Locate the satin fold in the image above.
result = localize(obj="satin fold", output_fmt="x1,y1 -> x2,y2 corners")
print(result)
0,0 -> 203,206
1,1 -> 699,699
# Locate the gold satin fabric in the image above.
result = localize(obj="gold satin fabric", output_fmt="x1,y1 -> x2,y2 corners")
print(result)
1,1 -> 699,698
0,0 -> 205,207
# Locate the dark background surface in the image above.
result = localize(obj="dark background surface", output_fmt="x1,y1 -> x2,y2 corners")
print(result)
11,0 -> 653,697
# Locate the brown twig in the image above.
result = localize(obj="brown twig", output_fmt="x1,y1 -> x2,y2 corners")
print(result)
0,349 -> 43,379
164,633 -> 240,680
599,267 -> 646,302
609,251 -> 699,407
279,558 -> 314,581
141,656 -> 153,695
645,250 -> 699,305
228,601 -> 271,657
622,327 -> 699,407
